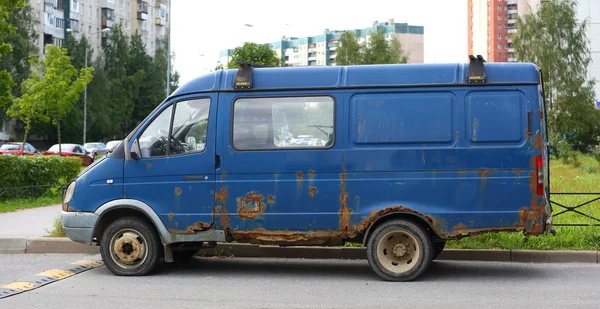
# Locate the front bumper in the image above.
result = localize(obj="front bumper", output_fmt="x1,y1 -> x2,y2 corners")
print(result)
61,211 -> 99,245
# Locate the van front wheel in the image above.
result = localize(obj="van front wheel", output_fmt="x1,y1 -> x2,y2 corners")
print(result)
366,219 -> 433,282
100,217 -> 161,276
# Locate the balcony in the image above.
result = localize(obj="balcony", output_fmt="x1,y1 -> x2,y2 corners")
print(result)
44,0 -> 58,8
508,28 -> 518,34
101,17 -> 113,28
155,17 -> 166,26
137,12 -> 148,20
137,1 -> 149,13
508,9 -> 518,14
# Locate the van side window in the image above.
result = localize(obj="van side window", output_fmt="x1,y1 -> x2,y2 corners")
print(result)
170,99 -> 210,155
139,105 -> 173,158
233,96 -> 334,150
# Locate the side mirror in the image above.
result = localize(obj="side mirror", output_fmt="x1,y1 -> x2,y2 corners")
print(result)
131,152 -> 140,160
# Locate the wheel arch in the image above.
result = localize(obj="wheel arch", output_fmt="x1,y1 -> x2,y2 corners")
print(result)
361,212 -> 441,246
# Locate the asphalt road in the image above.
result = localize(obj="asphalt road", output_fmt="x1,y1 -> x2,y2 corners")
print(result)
1,253 -> 600,309
0,205 -> 61,237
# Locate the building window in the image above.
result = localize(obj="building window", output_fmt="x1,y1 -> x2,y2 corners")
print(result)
498,14 -> 502,20
488,43 -> 490,49
119,0 -> 124,10
71,0 -> 79,13
498,53 -> 503,59
498,34 -> 502,39
498,44 -> 502,49
233,96 -> 335,150
89,5 -> 92,17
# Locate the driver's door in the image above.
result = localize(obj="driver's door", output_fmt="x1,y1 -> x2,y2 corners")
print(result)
124,94 -> 217,233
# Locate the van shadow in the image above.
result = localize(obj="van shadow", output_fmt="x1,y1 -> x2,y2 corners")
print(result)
128,257 -> 547,282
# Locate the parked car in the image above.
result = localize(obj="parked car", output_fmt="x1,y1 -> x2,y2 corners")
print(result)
84,142 -> 109,157
61,58 -> 552,281
0,142 -> 41,156
105,140 -> 123,151
44,143 -> 94,166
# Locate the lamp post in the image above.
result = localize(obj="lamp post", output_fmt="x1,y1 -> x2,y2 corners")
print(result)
66,27 -> 111,145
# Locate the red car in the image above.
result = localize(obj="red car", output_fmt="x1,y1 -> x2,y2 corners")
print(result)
43,143 -> 94,166
0,142 -> 41,156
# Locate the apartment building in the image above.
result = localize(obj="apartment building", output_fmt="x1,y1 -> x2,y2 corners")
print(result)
468,0 -> 600,102
31,0 -> 169,59
219,19 -> 424,67
468,0 -> 548,62
1,0 -> 170,142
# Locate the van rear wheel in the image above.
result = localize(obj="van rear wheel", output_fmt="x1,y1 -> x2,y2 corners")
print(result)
100,217 -> 161,276
366,219 -> 433,281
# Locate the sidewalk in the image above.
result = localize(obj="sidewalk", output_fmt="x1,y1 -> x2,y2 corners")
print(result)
0,205 -> 61,238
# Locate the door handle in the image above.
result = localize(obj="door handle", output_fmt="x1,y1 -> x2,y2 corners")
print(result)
182,175 -> 208,181
215,155 -> 221,170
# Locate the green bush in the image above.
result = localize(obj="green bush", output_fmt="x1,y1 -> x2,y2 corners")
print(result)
0,155 -> 81,190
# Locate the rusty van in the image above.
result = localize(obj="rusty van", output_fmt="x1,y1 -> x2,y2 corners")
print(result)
61,56 -> 553,281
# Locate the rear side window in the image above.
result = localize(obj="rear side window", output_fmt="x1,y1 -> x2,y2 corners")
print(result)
351,92 -> 455,145
466,91 -> 525,144
233,96 -> 334,150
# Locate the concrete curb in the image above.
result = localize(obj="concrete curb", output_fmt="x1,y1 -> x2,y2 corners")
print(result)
1,238 -> 598,263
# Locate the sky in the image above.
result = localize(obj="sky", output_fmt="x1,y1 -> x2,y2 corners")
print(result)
171,0 -> 468,85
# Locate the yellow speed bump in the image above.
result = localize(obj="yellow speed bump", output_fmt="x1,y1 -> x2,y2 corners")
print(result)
1,282 -> 36,291
71,260 -> 104,268
35,269 -> 75,280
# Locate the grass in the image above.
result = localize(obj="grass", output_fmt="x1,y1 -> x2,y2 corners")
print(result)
45,216 -> 67,238
0,195 -> 62,213
446,155 -> 600,251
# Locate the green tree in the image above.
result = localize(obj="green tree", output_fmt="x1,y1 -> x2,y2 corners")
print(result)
103,25 -> 141,137
513,0 -> 600,150
227,42 -> 281,68
335,31 -> 362,65
0,0 -> 25,110
335,29 -> 408,66
6,57 -> 47,144
24,46 -> 93,153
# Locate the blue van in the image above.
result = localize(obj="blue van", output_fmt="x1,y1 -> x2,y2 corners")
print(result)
61,56 -> 552,281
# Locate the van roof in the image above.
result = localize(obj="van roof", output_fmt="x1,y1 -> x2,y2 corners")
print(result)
171,62 -> 540,97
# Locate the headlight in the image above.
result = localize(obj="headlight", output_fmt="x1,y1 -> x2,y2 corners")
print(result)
63,181 -> 77,208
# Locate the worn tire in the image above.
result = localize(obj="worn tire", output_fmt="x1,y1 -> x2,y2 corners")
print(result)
100,217 -> 162,276
432,241 -> 446,260
366,219 -> 433,282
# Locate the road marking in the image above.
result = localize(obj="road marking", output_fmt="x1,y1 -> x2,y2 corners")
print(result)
0,259 -> 104,300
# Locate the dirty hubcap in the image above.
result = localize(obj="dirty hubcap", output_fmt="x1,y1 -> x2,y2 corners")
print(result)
376,230 -> 421,274
109,229 -> 148,269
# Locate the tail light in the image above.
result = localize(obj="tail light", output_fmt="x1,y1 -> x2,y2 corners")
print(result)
535,155 -> 544,195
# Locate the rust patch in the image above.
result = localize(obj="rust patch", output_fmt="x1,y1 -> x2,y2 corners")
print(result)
309,187 -> 318,197
169,221 -> 212,234
230,229 -> 343,245
174,187 -> 182,196
339,171 -> 352,235
267,195 -> 276,205
168,212 -> 174,220
455,130 -> 459,138
452,223 -> 468,234
213,187 -> 228,204
296,171 -> 303,180
538,108 -> 543,119
146,163 -> 152,169
519,208 -> 529,224
354,206 -> 433,236
236,192 -> 267,219
479,169 -> 493,178
533,132 -> 543,153
308,170 -> 315,178
421,151 -> 426,165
